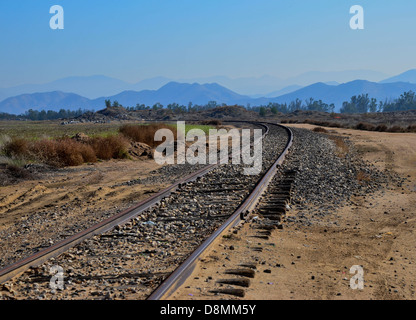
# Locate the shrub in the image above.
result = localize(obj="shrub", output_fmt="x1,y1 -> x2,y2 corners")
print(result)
355,122 -> 375,131
119,123 -> 176,148
326,122 -> 343,128
317,121 -> 331,127
356,170 -> 371,184
3,137 -> 29,158
387,126 -> 404,133
313,127 -> 329,133
329,136 -> 349,157
0,135 -> 11,150
6,164 -> 32,179
31,138 -> 97,167
1,133 -> 134,168
88,135 -> 129,160
407,125 -> 416,133
374,124 -> 388,132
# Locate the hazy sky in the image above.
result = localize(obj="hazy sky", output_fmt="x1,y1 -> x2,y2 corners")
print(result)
0,0 -> 415,87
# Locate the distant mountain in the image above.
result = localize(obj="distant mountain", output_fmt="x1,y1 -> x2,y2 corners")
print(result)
0,69 -> 392,102
285,70 -> 388,87
0,82 -> 251,114
178,75 -> 285,96
380,69 -> 416,84
0,75 -> 133,101
324,81 -> 340,86
264,80 -> 416,111
131,76 -> 172,92
2,80 -> 416,115
92,82 -> 250,107
0,91 -> 93,114
154,82 -> 248,105
177,70 -> 387,95
262,85 -> 304,98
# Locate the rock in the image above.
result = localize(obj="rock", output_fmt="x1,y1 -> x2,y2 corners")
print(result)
72,132 -> 90,143
129,142 -> 154,159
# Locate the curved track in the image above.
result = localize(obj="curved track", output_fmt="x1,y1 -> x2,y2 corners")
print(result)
148,123 -> 293,300
0,121 -> 293,300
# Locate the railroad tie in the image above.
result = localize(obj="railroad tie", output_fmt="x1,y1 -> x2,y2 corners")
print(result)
210,262 -> 258,298
209,288 -> 245,298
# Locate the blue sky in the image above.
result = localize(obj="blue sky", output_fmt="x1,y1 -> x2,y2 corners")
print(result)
0,0 -> 415,87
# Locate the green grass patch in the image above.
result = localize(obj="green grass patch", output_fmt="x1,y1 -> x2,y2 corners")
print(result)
0,120 -> 123,140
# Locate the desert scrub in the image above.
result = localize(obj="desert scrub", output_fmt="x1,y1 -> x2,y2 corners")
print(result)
312,127 -> 329,133
30,138 -> 97,167
0,135 -> 11,150
119,123 -> 177,148
119,122 -> 216,147
329,136 -> 349,158
88,135 -> 130,160
355,122 -> 376,131
356,170 -> 371,184
1,134 -> 130,167
2,137 -> 29,158
0,120 -> 122,140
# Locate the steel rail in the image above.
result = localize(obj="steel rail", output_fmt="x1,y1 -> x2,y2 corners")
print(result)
147,123 -> 293,300
0,121 -> 269,285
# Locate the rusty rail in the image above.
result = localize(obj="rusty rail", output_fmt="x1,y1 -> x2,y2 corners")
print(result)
147,123 -> 293,300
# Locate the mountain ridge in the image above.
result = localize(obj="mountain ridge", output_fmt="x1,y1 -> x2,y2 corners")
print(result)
380,69 -> 416,84
2,79 -> 416,115
0,69 -> 392,102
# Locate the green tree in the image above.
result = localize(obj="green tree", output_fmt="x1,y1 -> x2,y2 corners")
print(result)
340,101 -> 357,113
152,102 -> 163,110
369,98 -> 378,113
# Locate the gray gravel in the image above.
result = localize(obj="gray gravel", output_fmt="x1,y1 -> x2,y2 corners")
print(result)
2,126 -> 402,300
281,128 -> 405,226
1,123 -> 290,300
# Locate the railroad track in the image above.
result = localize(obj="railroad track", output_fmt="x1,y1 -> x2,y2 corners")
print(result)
0,121 -> 293,300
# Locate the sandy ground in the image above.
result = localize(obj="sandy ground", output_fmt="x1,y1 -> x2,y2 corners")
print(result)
0,123 -> 244,270
0,160 -> 166,231
0,124 -> 239,234
171,124 -> 416,300
0,157 -> 169,272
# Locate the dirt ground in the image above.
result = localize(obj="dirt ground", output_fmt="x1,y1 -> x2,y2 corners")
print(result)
0,160 -> 165,232
0,157 -> 170,271
171,124 -> 416,300
0,123 -> 243,270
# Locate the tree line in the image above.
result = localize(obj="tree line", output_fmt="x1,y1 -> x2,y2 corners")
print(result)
0,108 -> 91,120
1,91 -> 415,120
253,98 -> 336,117
254,91 -> 416,116
124,100 -> 225,113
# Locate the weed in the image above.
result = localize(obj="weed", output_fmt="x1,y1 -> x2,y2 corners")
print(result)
356,170 -> 371,184
329,136 -> 349,158
374,124 -> 388,132
3,137 -> 29,158
119,123 -> 177,147
355,122 -> 376,131
31,138 -> 97,167
6,164 -> 32,179
312,127 -> 329,133
88,135 -> 129,160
